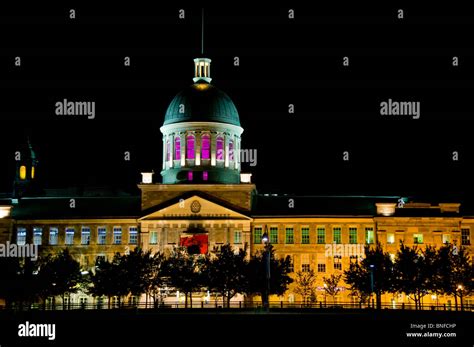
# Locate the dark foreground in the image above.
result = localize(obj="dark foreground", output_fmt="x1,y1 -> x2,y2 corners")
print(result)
0,308 -> 472,347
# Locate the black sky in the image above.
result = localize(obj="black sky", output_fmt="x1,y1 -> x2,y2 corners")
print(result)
1,4 -> 474,200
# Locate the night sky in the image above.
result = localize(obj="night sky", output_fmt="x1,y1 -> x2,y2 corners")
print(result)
1,4 -> 474,200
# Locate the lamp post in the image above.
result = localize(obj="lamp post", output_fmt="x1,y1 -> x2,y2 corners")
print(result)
262,227 -> 270,311
369,264 -> 375,308
457,285 -> 464,311
323,283 -> 327,308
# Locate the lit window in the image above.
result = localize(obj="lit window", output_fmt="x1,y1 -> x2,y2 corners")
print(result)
65,228 -> 75,245
19,165 -> 26,180
301,227 -> 310,244
81,227 -> 91,245
216,136 -> 224,161
461,229 -> 470,245
186,135 -> 195,159
202,171 -> 208,181
365,227 -> 374,244
234,230 -> 242,244
413,233 -> 423,244
334,256 -> 342,271
387,233 -> 395,244
129,227 -> 138,244
174,137 -> 181,160
188,171 -> 193,181
49,228 -> 59,245
333,227 -> 342,244
349,227 -> 357,244
442,234 -> 450,244
201,134 -> 210,160
317,263 -> 326,273
31,166 -> 35,179
317,227 -> 326,244
285,228 -> 294,244
270,227 -> 279,243
302,264 -> 311,272
97,227 -> 107,245
253,227 -> 262,244
149,231 -> 158,245
33,227 -> 42,245
229,141 -> 234,161
113,227 -> 122,245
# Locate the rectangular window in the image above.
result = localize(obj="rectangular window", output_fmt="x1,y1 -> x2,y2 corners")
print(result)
442,234 -> 451,244
234,230 -> 242,244
349,227 -> 357,244
333,227 -> 342,244
253,227 -> 262,244
387,233 -> 395,245
334,256 -> 342,271
317,263 -> 326,273
33,227 -> 42,245
461,228 -> 470,245
65,228 -> 75,245
317,227 -> 326,244
285,228 -> 294,244
288,255 -> 294,273
365,227 -> 374,244
49,227 -> 59,245
302,264 -> 311,272
301,227 -> 310,244
97,227 -> 107,245
17,228 -> 27,245
129,226 -> 138,244
113,227 -> 122,245
149,231 -> 158,245
270,227 -> 279,244
413,233 -> 423,244
81,227 -> 91,245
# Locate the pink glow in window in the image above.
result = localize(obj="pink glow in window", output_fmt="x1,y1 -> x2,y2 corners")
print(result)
203,171 -> 208,181
174,137 -> 181,160
216,136 -> 224,161
201,134 -> 210,160
188,171 -> 193,181
229,141 -> 234,161
187,135 -> 195,159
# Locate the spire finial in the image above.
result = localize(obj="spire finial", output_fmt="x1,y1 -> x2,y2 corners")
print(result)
201,8 -> 204,55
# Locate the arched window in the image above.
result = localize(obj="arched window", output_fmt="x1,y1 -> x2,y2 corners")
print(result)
166,140 -> 170,162
201,134 -> 210,160
229,140 -> 234,162
187,135 -> 195,159
174,137 -> 181,160
19,165 -> 26,180
216,136 -> 224,161
31,166 -> 35,179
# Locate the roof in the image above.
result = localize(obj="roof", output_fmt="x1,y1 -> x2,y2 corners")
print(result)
164,83 -> 241,126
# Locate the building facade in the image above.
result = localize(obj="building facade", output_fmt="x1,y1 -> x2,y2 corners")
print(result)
0,57 -> 472,308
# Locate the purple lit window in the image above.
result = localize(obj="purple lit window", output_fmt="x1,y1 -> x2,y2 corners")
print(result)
203,171 -> 208,181
188,171 -> 193,181
229,141 -> 234,161
201,134 -> 210,160
166,140 -> 170,161
174,137 -> 181,160
187,135 -> 195,159
216,136 -> 224,161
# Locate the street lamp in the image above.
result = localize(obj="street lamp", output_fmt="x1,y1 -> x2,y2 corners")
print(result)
457,284 -> 464,311
323,283 -> 327,307
262,226 -> 270,311
369,264 -> 375,308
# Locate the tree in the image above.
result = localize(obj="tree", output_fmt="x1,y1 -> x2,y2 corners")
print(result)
164,247 -> 205,308
435,244 -> 473,311
143,251 -> 166,308
344,243 -> 394,309
323,273 -> 343,305
293,270 -> 317,306
246,244 -> 293,306
204,244 -> 249,307
393,243 -> 437,309
37,249 -> 83,309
